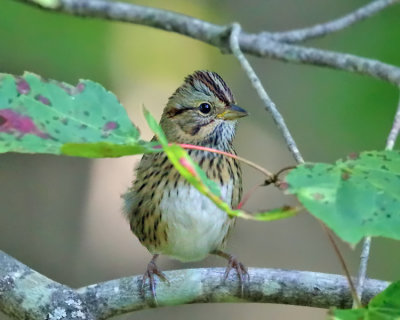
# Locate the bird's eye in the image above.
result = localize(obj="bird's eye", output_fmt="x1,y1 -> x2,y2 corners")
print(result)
199,103 -> 211,114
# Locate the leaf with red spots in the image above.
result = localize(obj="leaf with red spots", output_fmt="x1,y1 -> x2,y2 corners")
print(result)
0,72 -> 155,156
285,150 -> 400,244
144,107 -> 300,221
331,281 -> 400,319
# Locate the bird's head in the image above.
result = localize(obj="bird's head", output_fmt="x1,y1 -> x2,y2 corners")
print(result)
160,70 -> 248,147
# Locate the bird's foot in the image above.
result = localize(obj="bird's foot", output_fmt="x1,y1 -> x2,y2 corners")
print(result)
223,254 -> 249,296
141,255 -> 169,304
213,250 -> 249,296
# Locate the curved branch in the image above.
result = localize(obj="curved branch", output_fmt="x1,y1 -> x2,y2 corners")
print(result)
19,0 -> 400,86
269,0 -> 400,43
0,251 -> 390,319
78,268 -> 388,319
239,37 -> 400,86
0,251 -> 95,320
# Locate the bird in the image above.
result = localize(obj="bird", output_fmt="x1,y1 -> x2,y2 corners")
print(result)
123,70 -> 248,299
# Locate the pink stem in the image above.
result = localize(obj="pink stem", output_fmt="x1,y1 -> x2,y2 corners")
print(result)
153,143 -> 274,179
237,182 -> 263,209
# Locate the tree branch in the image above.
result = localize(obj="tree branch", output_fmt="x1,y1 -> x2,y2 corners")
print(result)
17,0 -> 400,86
386,91 -> 400,150
239,38 -> 400,86
0,251 -> 390,320
0,251 -> 95,320
268,0 -> 400,43
229,23 -> 304,164
229,21 -> 369,308
354,236 -> 372,306
79,268 -> 388,319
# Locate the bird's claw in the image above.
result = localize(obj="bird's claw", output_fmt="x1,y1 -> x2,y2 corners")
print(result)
141,260 -> 169,304
223,255 -> 249,296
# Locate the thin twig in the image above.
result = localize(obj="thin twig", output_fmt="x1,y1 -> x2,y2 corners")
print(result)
354,236 -> 372,307
229,22 -> 365,310
237,182 -> 263,209
272,165 -> 297,181
269,0 -> 399,43
386,92 -> 400,150
322,225 -> 362,308
354,91 -> 400,305
229,23 -> 304,164
239,38 -> 400,86
18,0 -> 400,86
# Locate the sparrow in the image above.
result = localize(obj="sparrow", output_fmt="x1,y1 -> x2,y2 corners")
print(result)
123,70 -> 248,298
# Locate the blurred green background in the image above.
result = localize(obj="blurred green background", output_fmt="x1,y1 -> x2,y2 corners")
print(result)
1,0 -> 400,319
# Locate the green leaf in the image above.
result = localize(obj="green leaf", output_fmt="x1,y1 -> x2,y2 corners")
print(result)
331,281 -> 400,320
0,72 -> 155,157
142,106 -> 168,145
143,108 -> 300,221
285,150 -> 400,244
61,141 -> 159,158
250,206 -> 300,221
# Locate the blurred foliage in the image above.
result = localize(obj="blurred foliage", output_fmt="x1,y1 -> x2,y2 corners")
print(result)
0,1 -> 110,84
288,4 -> 400,160
105,0 -> 232,100
245,2 -> 400,163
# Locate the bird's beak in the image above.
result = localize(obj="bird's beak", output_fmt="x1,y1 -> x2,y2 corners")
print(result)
217,104 -> 248,120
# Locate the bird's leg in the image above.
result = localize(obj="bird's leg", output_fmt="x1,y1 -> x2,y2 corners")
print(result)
141,254 -> 169,302
212,250 -> 249,296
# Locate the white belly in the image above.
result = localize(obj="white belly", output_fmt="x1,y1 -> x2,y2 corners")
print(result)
159,182 -> 233,262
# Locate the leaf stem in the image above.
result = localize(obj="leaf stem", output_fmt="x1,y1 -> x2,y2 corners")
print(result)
322,224 -> 362,308
154,143 -> 275,180
237,182 -> 263,209
177,143 -> 275,180
272,165 -> 297,181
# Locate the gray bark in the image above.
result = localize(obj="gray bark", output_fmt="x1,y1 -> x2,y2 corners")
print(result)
0,251 -> 389,320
